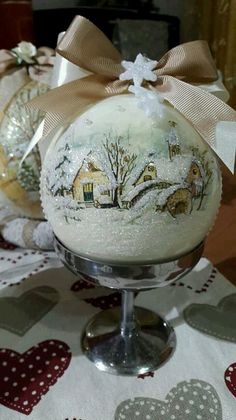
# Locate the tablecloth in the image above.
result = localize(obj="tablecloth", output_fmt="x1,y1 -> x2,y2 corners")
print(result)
0,244 -> 235,420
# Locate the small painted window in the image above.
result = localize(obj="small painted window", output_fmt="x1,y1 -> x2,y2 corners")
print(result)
144,175 -> 152,182
83,183 -> 94,202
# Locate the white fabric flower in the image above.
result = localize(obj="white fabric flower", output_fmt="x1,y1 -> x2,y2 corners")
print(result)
119,53 -> 158,87
12,41 -> 37,64
129,85 -> 165,119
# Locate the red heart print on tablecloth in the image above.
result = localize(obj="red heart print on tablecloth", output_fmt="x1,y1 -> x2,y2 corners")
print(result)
0,235 -> 16,250
225,363 -> 236,397
137,371 -> 155,379
71,277 -> 95,292
0,340 -> 71,415
71,277 -> 122,310
171,267 -> 217,293
72,276 -> 138,310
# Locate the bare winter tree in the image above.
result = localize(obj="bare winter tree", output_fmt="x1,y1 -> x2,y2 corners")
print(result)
103,132 -> 137,207
50,143 -> 72,196
190,146 -> 213,210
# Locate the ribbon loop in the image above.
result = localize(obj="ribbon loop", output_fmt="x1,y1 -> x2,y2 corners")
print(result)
156,41 -> 218,83
27,15 -> 236,172
57,15 -> 122,77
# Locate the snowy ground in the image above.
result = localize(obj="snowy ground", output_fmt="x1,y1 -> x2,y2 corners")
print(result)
49,189 -> 220,263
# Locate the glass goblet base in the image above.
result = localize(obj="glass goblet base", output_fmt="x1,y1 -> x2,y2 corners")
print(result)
55,237 -> 203,375
81,301 -> 176,376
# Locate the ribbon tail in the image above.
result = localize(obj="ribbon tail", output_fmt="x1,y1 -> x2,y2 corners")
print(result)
156,76 -> 236,171
196,71 -> 230,103
27,74 -> 128,141
29,74 -> 118,131
215,122 -> 236,173
20,120 -> 45,165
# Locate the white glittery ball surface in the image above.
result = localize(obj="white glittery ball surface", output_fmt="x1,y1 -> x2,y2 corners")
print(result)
41,94 -> 221,263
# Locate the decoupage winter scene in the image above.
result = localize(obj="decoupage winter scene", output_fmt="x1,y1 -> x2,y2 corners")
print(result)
41,95 -> 221,262
0,80 -> 49,218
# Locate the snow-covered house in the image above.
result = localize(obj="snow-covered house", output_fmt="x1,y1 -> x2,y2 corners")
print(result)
156,184 -> 192,217
72,158 -> 113,207
185,160 -> 205,197
122,179 -> 172,209
134,162 -> 157,186
153,155 -> 204,197
131,155 -> 204,193
122,154 -> 204,212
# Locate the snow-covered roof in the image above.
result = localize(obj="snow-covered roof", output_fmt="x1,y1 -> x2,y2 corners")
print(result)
154,155 -> 205,183
128,156 -> 156,186
128,154 -> 204,187
72,151 -> 116,185
122,179 -> 171,202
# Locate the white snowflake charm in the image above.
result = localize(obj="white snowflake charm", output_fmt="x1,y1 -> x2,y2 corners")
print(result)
129,85 -> 165,119
119,53 -> 158,87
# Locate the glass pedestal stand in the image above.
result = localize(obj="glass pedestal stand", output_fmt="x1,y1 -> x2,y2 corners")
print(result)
55,238 -> 203,376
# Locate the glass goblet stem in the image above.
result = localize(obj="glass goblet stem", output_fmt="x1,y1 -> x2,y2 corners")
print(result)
120,290 -> 137,338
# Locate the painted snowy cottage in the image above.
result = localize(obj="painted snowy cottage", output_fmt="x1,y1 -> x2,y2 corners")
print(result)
135,162 -> 157,185
122,155 -> 204,216
72,156 -> 113,207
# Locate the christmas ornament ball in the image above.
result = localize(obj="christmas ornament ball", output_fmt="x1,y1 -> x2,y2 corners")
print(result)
0,79 -> 49,219
41,94 -> 221,263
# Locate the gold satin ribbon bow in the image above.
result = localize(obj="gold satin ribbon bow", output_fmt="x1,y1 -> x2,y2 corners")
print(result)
29,15 -> 236,152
